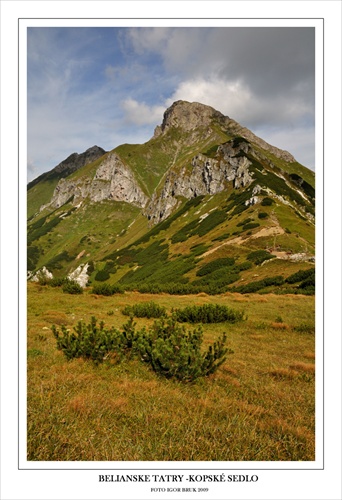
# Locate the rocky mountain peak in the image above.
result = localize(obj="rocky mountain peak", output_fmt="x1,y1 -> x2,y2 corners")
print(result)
27,145 -> 107,191
154,100 -> 227,137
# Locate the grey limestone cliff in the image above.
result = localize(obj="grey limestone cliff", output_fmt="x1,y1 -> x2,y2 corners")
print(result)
45,152 -> 148,209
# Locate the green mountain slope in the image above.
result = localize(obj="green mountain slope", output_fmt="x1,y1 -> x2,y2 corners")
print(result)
27,100 -> 315,295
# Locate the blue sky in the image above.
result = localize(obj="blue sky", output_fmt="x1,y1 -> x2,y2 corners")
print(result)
27,26 -> 315,181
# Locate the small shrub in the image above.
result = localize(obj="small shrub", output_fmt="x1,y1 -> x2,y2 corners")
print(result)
247,249 -> 275,265
52,316 -> 137,364
137,318 -> 231,382
173,304 -> 244,324
237,217 -> 253,227
122,301 -> 167,319
258,212 -> 268,219
232,275 -> 284,294
62,280 -> 83,294
261,197 -> 274,206
49,277 -> 68,287
94,269 -> 110,282
236,261 -> 253,271
196,257 -> 235,277
242,222 -> 260,230
286,268 -> 315,284
91,283 -> 123,296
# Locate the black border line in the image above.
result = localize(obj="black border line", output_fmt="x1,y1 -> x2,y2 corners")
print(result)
20,18 -> 324,472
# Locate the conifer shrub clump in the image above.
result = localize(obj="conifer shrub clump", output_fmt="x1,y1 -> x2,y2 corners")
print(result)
91,283 -> 123,296
122,301 -> 167,319
62,280 -> 83,294
52,317 -> 138,364
247,249 -> 276,265
136,318 -> 231,382
52,316 -> 231,382
172,303 -> 245,324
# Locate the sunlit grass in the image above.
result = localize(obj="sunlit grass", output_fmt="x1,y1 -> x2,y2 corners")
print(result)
27,283 -> 315,461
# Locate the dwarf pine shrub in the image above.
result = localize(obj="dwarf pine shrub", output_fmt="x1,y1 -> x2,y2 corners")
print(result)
52,316 -> 138,364
91,283 -> 123,296
246,249 -> 275,265
62,280 -> 83,294
122,301 -> 167,319
172,303 -> 244,324
137,318 -> 231,382
52,316 -> 232,381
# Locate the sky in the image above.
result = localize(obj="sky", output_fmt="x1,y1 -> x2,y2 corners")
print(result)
27,26 -> 315,181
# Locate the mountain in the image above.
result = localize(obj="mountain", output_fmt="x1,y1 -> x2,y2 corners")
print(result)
27,100 -> 315,295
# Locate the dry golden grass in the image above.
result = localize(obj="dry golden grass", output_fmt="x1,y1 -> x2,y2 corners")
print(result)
270,322 -> 290,329
27,282 -> 315,462
289,362 -> 315,373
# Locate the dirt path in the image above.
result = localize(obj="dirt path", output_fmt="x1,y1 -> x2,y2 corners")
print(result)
202,225 -> 285,258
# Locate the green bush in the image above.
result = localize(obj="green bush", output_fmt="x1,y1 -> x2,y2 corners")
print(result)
62,280 -> 83,294
122,301 -> 167,319
137,318 -> 231,382
232,275 -> 284,294
196,257 -> 235,277
49,277 -> 68,287
45,250 -> 75,270
52,316 -> 137,364
53,316 -> 231,381
237,217 -> 253,227
258,212 -> 268,219
172,303 -> 244,324
236,261 -> 253,271
243,222 -> 260,230
192,269 -> 240,290
27,245 -> 41,271
261,197 -> 274,206
285,268 -> 315,284
91,283 -> 123,296
247,250 -> 275,265
94,269 -> 110,282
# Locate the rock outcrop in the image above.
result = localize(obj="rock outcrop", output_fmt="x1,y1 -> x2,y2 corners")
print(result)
27,145 -> 106,190
154,100 -> 295,163
68,263 -> 89,288
144,139 -> 254,224
46,152 -> 149,209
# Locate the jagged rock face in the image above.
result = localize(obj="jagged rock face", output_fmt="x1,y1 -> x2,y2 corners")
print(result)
27,145 -> 106,190
47,152 -> 148,209
144,142 -> 254,224
29,266 -> 53,282
154,100 -> 227,137
154,100 -> 295,163
68,263 -> 89,288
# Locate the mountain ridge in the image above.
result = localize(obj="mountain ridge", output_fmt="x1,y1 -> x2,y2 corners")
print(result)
27,100 -> 315,294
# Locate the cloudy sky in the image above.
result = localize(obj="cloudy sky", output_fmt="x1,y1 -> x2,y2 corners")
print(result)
27,26 -> 315,181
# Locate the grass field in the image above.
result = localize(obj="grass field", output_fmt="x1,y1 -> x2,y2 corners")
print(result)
27,282 -> 315,461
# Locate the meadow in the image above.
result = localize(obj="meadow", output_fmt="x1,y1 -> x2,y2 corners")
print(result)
27,282 -> 315,462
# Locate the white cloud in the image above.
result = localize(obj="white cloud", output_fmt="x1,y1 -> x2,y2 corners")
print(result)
121,98 -> 165,126
166,77 -> 252,121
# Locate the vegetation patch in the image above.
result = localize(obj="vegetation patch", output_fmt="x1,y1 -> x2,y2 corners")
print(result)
122,301 -> 167,319
27,245 -> 41,271
45,250 -> 75,270
231,275 -> 285,294
52,315 -> 230,382
247,250 -> 276,265
172,303 -> 244,324
62,280 -> 83,294
137,318 -> 231,382
91,283 -> 123,296
285,268 -> 315,284
52,316 -> 137,364
196,257 -> 235,276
